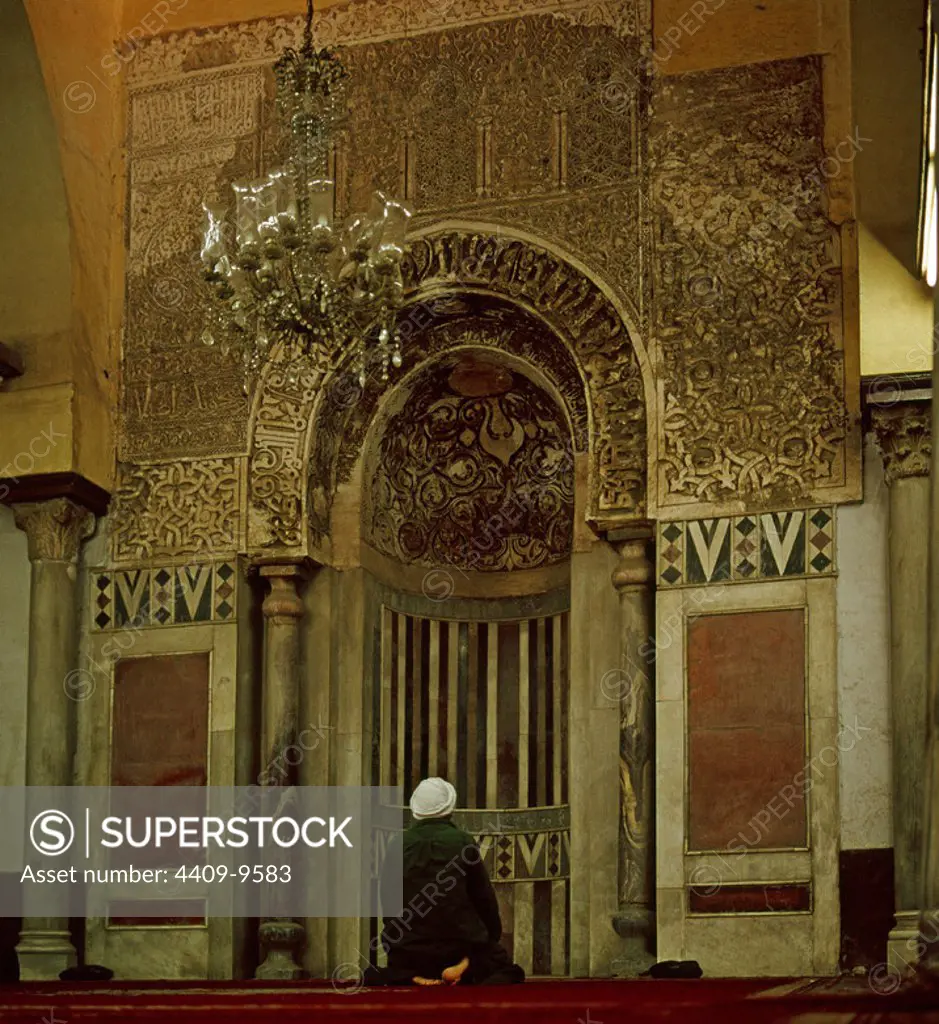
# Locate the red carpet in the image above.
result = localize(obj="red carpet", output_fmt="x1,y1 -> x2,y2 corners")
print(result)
1,978 -> 938,1023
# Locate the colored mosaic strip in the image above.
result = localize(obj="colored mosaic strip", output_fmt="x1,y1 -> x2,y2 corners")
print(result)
92,562 -> 237,630
657,508 -> 835,587
478,829 -> 571,883
375,817 -> 572,883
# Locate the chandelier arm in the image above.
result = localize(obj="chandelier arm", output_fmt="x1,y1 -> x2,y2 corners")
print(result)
287,256 -> 305,315
304,0 -> 314,51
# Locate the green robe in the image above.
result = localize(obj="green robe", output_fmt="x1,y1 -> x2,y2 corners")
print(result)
380,817 -> 502,956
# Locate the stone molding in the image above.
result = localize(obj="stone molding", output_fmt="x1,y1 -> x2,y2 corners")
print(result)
0,472 -> 110,517
612,538 -> 654,590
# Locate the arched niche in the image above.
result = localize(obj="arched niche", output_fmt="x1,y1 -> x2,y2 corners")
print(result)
245,225 -> 651,558
359,346 -> 576,599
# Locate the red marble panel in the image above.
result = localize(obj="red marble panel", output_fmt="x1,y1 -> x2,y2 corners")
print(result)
687,610 -> 806,851
688,610 -> 805,730
111,653 -> 210,788
110,653 -> 210,906
688,883 -> 811,915
106,900 -> 206,927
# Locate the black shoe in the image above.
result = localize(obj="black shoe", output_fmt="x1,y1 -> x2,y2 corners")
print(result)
59,965 -> 113,982
645,960 -> 703,979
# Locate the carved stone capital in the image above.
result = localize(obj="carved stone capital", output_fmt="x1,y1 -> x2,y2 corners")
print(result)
259,562 -> 310,621
12,499 -> 95,563
611,538 -> 654,591
871,403 -> 932,485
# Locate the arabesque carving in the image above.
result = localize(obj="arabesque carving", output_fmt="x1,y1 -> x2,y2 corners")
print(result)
120,2 -> 647,481
298,230 -> 649,550
111,458 -> 242,563
126,0 -> 642,86
652,58 -> 853,511
114,2 -> 858,560
401,231 -> 648,514
308,297 -> 593,542
365,356 -> 575,571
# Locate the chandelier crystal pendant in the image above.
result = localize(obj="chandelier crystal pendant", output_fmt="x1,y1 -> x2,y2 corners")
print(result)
199,0 -> 412,391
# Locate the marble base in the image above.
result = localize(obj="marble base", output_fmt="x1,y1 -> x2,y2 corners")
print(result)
255,920 -> 305,980
16,929 -> 77,981
611,909 -> 656,976
888,911 -> 926,976
613,907 -> 655,937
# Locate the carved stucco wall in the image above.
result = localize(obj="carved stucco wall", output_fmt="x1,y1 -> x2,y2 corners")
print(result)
111,0 -> 859,564
652,59 -> 858,515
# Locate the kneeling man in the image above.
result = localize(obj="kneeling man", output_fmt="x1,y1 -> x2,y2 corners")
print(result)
368,777 -> 525,987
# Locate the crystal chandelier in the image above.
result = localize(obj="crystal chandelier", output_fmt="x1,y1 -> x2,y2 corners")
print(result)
199,0 -> 411,390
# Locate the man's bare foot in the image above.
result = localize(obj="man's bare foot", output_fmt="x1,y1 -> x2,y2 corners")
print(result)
412,975 -> 444,986
442,957 -> 470,985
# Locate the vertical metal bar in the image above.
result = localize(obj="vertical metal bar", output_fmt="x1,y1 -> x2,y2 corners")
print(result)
381,607 -> 393,788
396,613 -> 406,791
411,617 -> 423,786
518,619 -> 530,808
447,621 -> 459,783
466,621 -> 479,807
487,622 -> 499,808
428,619 -> 440,776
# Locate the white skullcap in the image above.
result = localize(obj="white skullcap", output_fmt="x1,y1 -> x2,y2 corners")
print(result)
410,777 -> 457,820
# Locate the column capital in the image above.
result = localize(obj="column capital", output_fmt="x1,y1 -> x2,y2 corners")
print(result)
871,402 -> 932,485
12,498 -> 95,563
258,561 -> 312,621
611,537 -> 654,591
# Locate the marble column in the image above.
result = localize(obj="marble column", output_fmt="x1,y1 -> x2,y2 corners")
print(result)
925,336 -> 939,982
255,561 -> 309,979
12,498 -> 94,980
610,537 -> 656,974
872,403 -> 932,973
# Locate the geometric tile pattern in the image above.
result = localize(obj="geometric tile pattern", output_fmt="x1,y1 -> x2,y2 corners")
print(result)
91,562 -> 238,630
657,507 -> 836,588
372,826 -> 571,883
658,521 -> 684,586
476,830 -> 571,882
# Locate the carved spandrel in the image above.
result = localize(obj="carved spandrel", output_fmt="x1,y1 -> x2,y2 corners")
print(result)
299,232 -> 649,548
